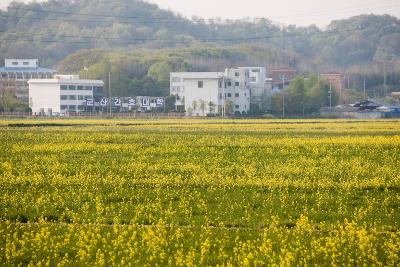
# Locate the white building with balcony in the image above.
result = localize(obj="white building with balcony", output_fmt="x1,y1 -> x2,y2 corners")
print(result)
170,69 -> 251,116
170,67 -> 272,116
28,75 -> 104,115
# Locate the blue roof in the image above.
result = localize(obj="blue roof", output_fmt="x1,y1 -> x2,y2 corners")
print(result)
0,67 -> 56,73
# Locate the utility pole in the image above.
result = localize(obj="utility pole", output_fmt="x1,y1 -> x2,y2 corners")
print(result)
347,75 -> 350,89
329,83 -> 332,108
383,62 -> 387,97
339,80 -> 342,104
108,71 -> 112,117
222,79 -> 225,118
363,76 -> 366,100
282,75 -> 285,118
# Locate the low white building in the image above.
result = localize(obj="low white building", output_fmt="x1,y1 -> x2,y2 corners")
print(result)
28,75 -> 104,115
170,69 -> 252,116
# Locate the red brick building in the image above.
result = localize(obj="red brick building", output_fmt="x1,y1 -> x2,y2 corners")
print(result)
272,69 -> 296,89
320,73 -> 344,93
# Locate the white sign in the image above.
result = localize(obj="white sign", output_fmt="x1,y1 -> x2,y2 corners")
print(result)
156,98 -> 164,107
114,98 -> 122,106
128,98 -> 136,106
86,99 -> 94,106
100,98 -> 108,106
142,98 -> 150,107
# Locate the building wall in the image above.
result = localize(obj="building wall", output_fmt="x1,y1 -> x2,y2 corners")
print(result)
170,70 -> 254,116
29,77 -> 103,115
5,59 -> 38,69
60,85 -> 94,112
239,67 -> 271,111
272,69 -> 296,85
320,73 -> 344,92
170,75 -> 185,106
224,68 -> 251,114
29,83 -> 60,114
2,59 -> 55,102
184,78 -> 221,116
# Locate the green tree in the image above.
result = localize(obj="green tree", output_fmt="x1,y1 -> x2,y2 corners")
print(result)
165,95 -> 176,112
271,75 -> 338,115
285,77 -> 306,115
147,62 -> 173,83
198,99 -> 206,116
224,100 -> 234,115
192,100 -> 198,114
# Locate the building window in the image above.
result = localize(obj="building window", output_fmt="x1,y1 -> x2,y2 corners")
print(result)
172,77 -> 181,83
252,69 -> 260,72
77,86 -> 84,90
60,95 -> 68,100
68,85 -> 76,90
227,81 -> 231,87
69,95 -> 76,100
235,105 -> 240,109
250,77 -> 257,82
227,93 -> 232,97
61,85 -> 68,90
219,81 -> 222,88
61,105 -> 68,110
235,93 -> 239,97
219,93 -> 222,99
235,72 -> 239,77
78,95 -> 84,100
77,105 -> 84,110
93,86 -> 102,93
235,82 -> 239,86
68,105 -> 76,110
198,81 -> 203,88
12,62 -> 18,65
85,86 -> 92,91
23,62 -> 29,65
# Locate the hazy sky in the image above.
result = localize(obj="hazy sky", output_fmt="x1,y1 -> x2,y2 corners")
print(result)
1,0 -> 399,26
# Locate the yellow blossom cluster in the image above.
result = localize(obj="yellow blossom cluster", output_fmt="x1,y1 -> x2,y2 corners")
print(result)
0,118 -> 399,265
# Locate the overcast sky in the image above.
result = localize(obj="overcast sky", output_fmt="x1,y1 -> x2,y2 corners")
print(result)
1,0 -> 399,26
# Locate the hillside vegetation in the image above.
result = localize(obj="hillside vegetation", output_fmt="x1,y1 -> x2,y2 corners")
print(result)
0,0 -> 399,97
0,0 -> 399,68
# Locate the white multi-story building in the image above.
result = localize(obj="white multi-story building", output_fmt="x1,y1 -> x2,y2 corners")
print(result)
238,67 -> 271,111
0,59 -> 55,101
170,70 -> 251,116
223,68 -> 251,115
28,75 -> 104,115
170,72 -> 224,116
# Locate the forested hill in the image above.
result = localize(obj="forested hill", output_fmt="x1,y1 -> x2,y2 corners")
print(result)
0,0 -> 400,72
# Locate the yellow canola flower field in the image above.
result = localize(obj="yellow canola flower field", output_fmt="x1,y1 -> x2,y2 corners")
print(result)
0,118 -> 399,266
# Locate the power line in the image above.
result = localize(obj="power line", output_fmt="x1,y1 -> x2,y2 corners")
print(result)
7,6 -> 175,20
0,14 -> 187,25
6,2 -> 400,23
0,25 -> 369,45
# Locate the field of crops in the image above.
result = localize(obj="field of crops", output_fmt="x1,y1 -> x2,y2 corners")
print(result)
0,118 -> 399,266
